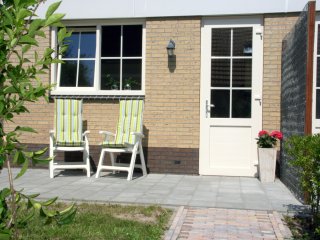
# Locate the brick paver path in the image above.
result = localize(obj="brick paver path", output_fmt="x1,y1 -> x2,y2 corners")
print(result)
165,207 -> 292,240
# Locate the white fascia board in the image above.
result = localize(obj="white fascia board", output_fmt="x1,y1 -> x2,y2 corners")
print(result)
37,0 -> 315,20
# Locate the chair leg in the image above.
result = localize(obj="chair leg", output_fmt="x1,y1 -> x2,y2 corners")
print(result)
96,149 -> 106,178
127,144 -> 138,181
84,147 -> 90,177
109,152 -> 116,174
139,142 -> 147,176
49,147 -> 54,178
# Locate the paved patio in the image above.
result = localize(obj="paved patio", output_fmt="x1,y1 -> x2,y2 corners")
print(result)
0,168 -> 302,212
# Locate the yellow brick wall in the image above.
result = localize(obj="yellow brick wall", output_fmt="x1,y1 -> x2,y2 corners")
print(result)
144,17 -> 201,149
5,18 -> 202,151
262,14 -> 299,132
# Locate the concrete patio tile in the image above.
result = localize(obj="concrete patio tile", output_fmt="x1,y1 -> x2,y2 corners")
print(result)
215,201 -> 245,209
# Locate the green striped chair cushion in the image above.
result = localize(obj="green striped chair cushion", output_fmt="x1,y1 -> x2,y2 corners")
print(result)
54,99 -> 84,147
102,100 -> 144,148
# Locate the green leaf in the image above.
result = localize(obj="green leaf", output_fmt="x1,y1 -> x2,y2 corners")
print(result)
0,101 -> 4,113
44,48 -> 54,57
19,35 -> 38,46
42,197 -> 58,206
35,30 -> 46,38
33,202 -> 42,210
14,0 -> 20,7
14,157 -> 29,180
16,8 -> 32,21
40,207 -> 56,217
45,13 -> 65,27
1,8 -> 14,26
58,207 -> 76,225
45,1 -> 62,19
10,38 -> 18,48
3,86 -> 17,94
13,151 -> 25,165
0,188 -> 10,200
34,147 -> 48,156
29,19 -> 44,36
59,203 -> 75,215
22,44 -> 31,53
15,126 -> 37,133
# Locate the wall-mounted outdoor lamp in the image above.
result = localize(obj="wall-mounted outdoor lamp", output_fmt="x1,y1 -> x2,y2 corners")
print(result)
167,39 -> 175,56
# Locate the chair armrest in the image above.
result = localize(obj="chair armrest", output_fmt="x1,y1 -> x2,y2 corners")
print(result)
82,130 -> 90,137
131,132 -> 145,138
99,131 -> 115,136
99,131 -> 115,142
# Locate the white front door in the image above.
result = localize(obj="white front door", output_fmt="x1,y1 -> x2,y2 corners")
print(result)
199,17 -> 263,176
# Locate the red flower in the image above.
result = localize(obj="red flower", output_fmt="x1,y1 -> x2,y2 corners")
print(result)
258,130 -> 269,137
270,130 -> 283,140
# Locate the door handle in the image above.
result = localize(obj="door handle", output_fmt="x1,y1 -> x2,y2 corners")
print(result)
206,100 -> 214,118
254,95 -> 262,106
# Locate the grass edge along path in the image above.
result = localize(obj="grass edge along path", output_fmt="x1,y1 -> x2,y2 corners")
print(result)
20,203 -> 173,240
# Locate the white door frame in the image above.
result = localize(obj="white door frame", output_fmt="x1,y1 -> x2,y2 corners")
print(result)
199,16 -> 263,176
312,16 -> 320,134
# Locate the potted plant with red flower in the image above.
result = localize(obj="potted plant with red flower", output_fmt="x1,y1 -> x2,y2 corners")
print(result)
256,130 -> 283,182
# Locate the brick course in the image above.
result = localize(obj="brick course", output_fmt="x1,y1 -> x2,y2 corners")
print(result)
262,14 -> 299,132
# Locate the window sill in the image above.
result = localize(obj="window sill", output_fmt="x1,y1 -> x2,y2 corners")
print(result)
50,89 -> 145,99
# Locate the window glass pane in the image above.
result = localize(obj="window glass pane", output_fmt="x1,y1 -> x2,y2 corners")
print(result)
101,26 -> 121,57
233,28 -> 252,57
63,33 -> 79,58
78,60 -> 95,87
122,59 -> 142,90
60,60 -> 77,87
317,90 -> 320,119
101,60 -> 120,90
211,59 -> 230,87
318,25 -> 320,55
123,25 -> 142,57
317,58 -> 320,87
211,28 -> 231,56
232,90 -> 251,118
79,32 -> 96,58
232,59 -> 252,87
211,90 -> 230,118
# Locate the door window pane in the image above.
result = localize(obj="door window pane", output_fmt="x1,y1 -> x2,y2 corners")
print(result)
232,59 -> 252,87
63,33 -> 79,58
317,90 -> 320,119
101,60 -> 121,90
211,90 -> 230,118
317,59 -> 320,87
123,25 -> 142,57
233,28 -> 252,56
211,59 -> 230,87
232,90 -> 251,118
79,32 -> 96,58
122,59 -> 142,90
211,28 -> 231,56
101,26 -> 121,57
78,60 -> 95,87
60,60 -> 77,87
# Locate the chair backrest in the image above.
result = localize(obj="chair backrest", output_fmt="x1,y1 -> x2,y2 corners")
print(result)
114,100 -> 144,145
54,99 -> 83,146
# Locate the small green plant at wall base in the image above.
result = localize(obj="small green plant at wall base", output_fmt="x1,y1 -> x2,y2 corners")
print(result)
285,134 -> 320,238
256,130 -> 283,148
0,0 -> 76,239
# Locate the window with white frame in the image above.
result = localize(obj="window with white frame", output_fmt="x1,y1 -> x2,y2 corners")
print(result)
53,24 -> 144,95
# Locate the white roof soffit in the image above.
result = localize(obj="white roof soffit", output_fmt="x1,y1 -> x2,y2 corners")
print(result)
37,0 -> 316,20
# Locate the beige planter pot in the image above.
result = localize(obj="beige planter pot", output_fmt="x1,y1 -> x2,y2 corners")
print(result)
258,148 -> 277,183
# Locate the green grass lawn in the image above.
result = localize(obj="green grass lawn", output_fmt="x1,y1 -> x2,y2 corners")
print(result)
19,203 -> 173,240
